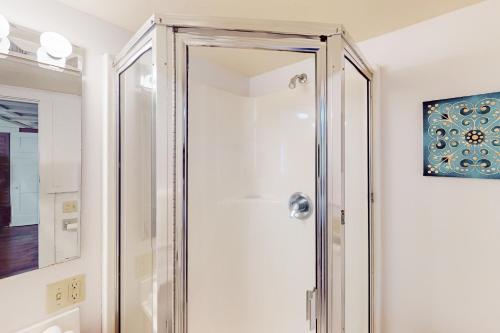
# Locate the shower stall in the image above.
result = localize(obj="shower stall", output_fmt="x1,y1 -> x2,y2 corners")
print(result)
112,15 -> 373,333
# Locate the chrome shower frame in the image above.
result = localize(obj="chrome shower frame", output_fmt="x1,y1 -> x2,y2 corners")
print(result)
111,14 -> 374,333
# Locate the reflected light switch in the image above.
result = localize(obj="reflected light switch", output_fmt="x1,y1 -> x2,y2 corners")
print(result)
63,200 -> 78,213
63,218 -> 79,231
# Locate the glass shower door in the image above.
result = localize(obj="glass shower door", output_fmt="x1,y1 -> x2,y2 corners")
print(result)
186,45 -> 317,333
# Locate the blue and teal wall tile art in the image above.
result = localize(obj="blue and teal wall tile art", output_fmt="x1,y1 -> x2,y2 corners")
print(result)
423,92 -> 500,179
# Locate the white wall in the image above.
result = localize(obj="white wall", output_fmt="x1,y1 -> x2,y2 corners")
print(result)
359,1 -> 500,332
0,1 -> 130,332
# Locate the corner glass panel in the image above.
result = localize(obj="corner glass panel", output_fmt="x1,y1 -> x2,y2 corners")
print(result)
344,59 -> 370,333
119,49 -> 154,332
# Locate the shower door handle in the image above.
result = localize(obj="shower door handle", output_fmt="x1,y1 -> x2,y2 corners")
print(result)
289,192 -> 313,220
306,288 -> 317,330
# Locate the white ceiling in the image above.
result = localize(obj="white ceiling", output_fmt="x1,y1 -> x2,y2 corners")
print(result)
56,0 -> 482,41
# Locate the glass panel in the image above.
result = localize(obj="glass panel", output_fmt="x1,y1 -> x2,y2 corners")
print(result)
344,59 -> 370,333
187,46 -> 317,333
119,49 -> 154,332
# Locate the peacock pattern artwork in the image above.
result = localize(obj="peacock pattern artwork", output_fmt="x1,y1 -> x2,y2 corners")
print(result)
423,92 -> 500,179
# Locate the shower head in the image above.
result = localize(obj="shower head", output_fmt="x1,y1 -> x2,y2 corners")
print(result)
289,73 -> 308,89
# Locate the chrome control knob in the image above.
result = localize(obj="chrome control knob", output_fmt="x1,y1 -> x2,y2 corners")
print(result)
288,192 -> 313,220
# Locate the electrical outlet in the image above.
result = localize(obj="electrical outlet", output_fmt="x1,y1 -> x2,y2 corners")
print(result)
68,275 -> 84,304
70,278 -> 80,289
47,274 -> 86,313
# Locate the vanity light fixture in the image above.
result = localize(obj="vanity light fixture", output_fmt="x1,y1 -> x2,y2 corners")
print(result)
40,32 -> 72,59
0,14 -> 10,39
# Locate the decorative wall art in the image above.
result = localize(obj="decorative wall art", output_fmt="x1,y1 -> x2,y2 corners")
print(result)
423,92 -> 500,179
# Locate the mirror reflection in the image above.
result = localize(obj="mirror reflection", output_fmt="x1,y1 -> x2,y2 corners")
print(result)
0,23 -> 82,279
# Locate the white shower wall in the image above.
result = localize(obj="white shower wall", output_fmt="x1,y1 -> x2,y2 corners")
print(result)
188,54 -> 316,332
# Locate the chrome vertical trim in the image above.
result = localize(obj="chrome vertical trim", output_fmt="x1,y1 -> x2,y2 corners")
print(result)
326,34 -> 346,333
174,31 -> 188,333
316,39 -> 329,333
165,26 -> 176,333
153,24 -> 169,333
366,70 -> 375,333
113,51 -> 121,333
340,49 -> 347,333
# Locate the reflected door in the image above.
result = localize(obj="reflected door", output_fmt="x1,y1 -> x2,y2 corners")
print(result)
186,46 -> 317,333
0,133 -> 10,227
11,131 -> 39,227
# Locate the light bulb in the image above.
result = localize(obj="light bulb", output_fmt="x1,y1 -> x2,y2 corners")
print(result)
40,32 -> 72,59
37,47 -> 66,70
0,37 -> 10,56
0,14 -> 9,39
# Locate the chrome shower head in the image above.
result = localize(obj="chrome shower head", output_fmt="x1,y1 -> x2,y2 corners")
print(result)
289,73 -> 308,89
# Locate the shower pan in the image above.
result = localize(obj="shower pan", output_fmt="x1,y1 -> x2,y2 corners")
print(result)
111,15 -> 373,333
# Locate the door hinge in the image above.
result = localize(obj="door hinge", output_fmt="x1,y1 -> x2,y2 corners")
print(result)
340,209 -> 345,225
370,192 -> 375,203
306,288 -> 317,331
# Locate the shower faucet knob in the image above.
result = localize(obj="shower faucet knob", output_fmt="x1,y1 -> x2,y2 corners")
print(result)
288,192 -> 313,220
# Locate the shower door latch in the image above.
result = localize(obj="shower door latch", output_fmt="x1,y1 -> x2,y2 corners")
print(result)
306,288 -> 317,331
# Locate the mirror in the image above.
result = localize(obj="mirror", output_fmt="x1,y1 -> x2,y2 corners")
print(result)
0,19 -> 82,279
